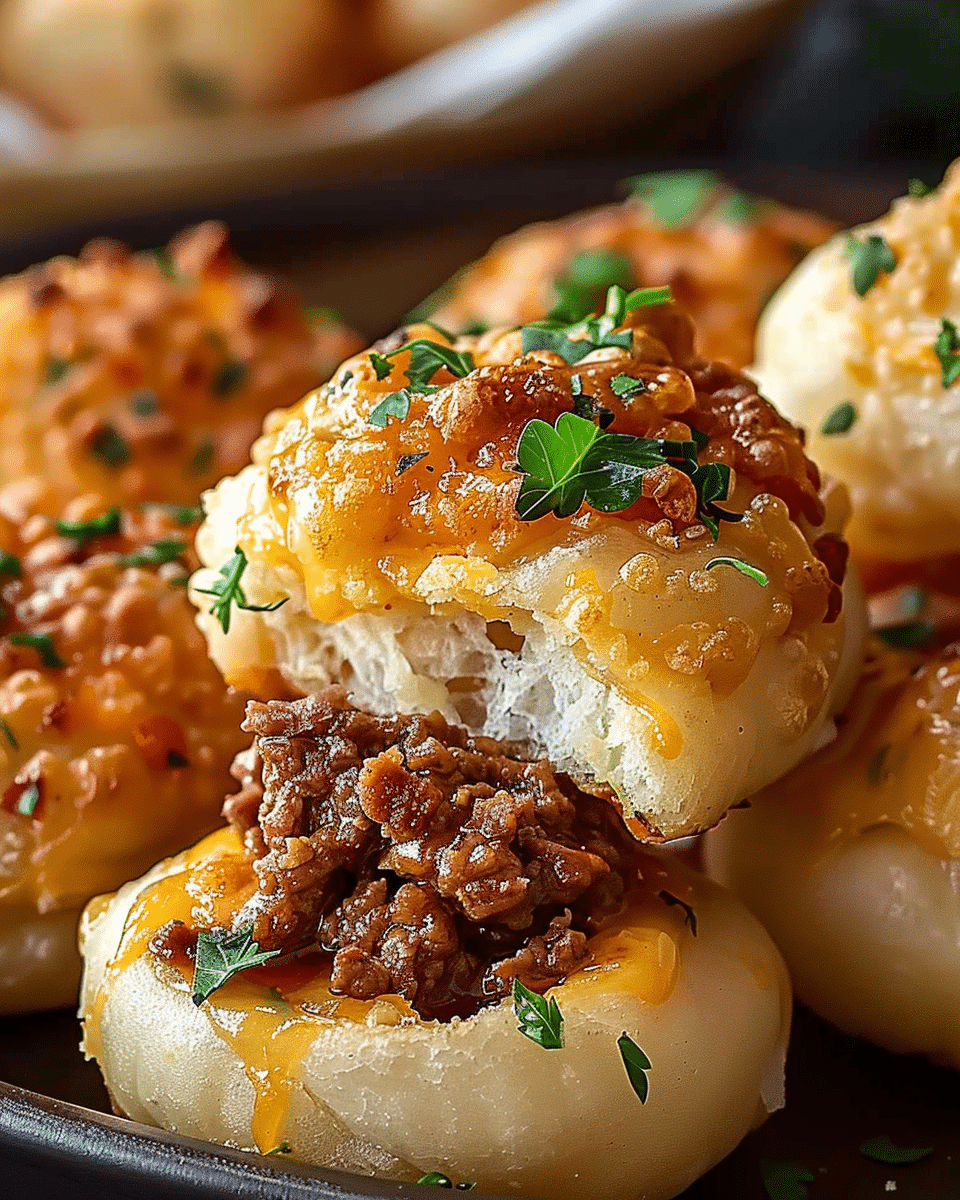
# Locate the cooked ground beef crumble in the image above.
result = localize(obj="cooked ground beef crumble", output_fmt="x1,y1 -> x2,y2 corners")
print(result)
156,687 -> 651,1021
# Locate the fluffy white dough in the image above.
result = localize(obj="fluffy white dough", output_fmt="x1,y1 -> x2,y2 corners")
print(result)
80,837 -> 791,1200
753,163 -> 960,568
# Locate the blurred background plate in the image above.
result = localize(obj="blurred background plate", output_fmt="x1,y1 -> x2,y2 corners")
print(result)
0,0 -> 801,237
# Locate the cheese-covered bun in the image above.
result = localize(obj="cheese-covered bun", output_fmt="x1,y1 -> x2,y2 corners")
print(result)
0,0 -> 363,129
704,641 -> 960,1067
0,222 -> 359,507
753,163 -> 960,589
193,302 -> 865,838
430,172 -> 838,368
81,692 -> 790,1200
0,481 -> 249,1015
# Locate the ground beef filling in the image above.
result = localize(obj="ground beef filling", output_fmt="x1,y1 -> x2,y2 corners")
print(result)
203,689 -> 649,1021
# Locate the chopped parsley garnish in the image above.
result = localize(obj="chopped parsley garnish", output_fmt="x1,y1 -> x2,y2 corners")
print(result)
821,401 -> 857,435
845,233 -> 897,297
130,389 -> 159,417
625,169 -> 718,227
513,411 -> 738,538
195,546 -> 288,634
213,359 -> 247,397
0,551 -> 21,578
512,978 -> 564,1049
521,284 -> 671,365
90,425 -> 131,468
704,556 -> 770,587
550,248 -> 634,322
9,632 -> 66,669
118,539 -> 187,568
15,782 -> 40,818
715,191 -> 770,224
45,357 -> 70,386
658,890 -> 697,935
370,392 -> 414,427
397,452 -> 428,476
263,1142 -> 291,1157
570,374 -> 613,428
0,718 -> 18,750
908,178 -> 931,198
934,317 -> 960,387
610,373 -> 647,399
417,1173 -> 476,1190
192,924 -> 281,1005
368,339 -> 475,427
150,247 -> 180,281
761,1160 -> 814,1200
901,586 -> 928,619
875,620 -> 935,649
189,437 -> 215,476
617,1032 -> 651,1103
143,502 -> 203,526
859,1136 -> 933,1165
57,508 -> 121,549
867,743 -> 891,787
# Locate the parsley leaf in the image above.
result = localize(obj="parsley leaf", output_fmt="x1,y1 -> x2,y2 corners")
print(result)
15,782 -> 40,817
90,425 -> 131,468
130,389 -> 159,417
213,359 -> 247,397
45,357 -> 70,386
370,391 -> 415,427
144,502 -> 203,526
935,317 -> 960,387
908,178 -> 931,197
512,978 -> 564,1049
9,632 -> 66,668
0,551 -> 21,578
0,718 -> 18,750
704,556 -> 770,587
521,284 -> 671,365
875,620 -> 935,649
150,247 -> 180,281
195,547 -> 288,634
192,924 -> 281,1005
550,248 -> 634,323
626,169 -> 719,227
188,437 -> 214,476
617,1032 -> 651,1103
821,401 -> 857,435
845,233 -> 897,297
715,191 -> 770,224
118,539 -> 186,568
369,340 -> 474,391
859,1136 -> 933,1165
397,452 -> 428,476
57,508 -> 121,549
610,373 -> 647,399
658,890 -> 697,935
761,1160 -> 814,1200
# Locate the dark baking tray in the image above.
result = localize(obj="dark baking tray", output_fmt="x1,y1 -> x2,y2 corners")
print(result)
1,159 -> 956,1199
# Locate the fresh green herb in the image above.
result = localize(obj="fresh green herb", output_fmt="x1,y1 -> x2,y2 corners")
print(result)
263,1142 -> 291,1157
715,191 -> 770,224
704,557 -> 770,587
761,1160 -> 814,1200
57,508 -> 121,549
369,351 -> 394,381
118,539 -> 187,568
9,632 -> 66,668
521,284 -> 671,365
459,322 -> 488,336
195,547 -> 288,634
130,390 -> 159,417
90,426 -> 131,468
166,750 -> 189,768
369,340 -> 475,391
845,233 -> 897,297
610,373 -> 647,399
15,782 -> 39,818
512,978 -> 564,1050
0,551 -> 21,578
570,374 -> 613,428
370,392 -> 415,427
658,890 -> 697,935
305,306 -> 340,328
901,586 -> 928,619
189,437 -> 215,476
143,502 -> 203,526
397,452 -> 428,476
416,1173 -> 474,1189
867,743 -> 891,787
908,178 -> 931,197
625,169 -> 719,227
859,1136 -> 933,1164
875,620 -> 935,649
514,411 -> 737,537
213,360 -> 247,397
617,1032 -> 651,1103
150,247 -> 179,282
45,357 -> 70,386
168,63 -> 227,116
0,718 -> 18,751
821,401 -> 857,435
192,924 -> 281,1005
550,248 -> 634,323
935,317 -> 960,387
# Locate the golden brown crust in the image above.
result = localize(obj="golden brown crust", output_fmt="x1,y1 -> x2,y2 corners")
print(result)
0,481 -> 249,916
434,189 -> 838,368
0,222 -> 361,507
